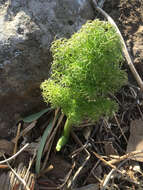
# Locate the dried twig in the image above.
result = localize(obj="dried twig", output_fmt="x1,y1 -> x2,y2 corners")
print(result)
41,113 -> 64,172
24,149 -> 36,182
113,113 -> 128,143
100,150 -> 143,189
101,168 -> 115,190
43,108 -> 61,153
101,158 -> 140,190
109,150 -> 143,165
58,162 -> 75,190
13,122 -> 21,155
93,151 -> 116,169
3,154 -> 30,190
68,132 -> 91,189
92,150 -> 139,189
0,143 -> 29,164
87,159 -> 102,184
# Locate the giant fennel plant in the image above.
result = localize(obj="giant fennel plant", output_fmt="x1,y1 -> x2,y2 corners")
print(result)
41,20 -> 127,151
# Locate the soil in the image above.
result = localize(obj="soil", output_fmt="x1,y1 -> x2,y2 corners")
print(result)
104,0 -> 143,81
0,0 -> 143,190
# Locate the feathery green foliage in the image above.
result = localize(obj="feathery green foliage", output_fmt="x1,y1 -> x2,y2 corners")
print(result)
41,20 -> 127,150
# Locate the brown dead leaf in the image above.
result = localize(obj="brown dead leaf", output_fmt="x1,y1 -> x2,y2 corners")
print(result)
0,139 -> 14,156
127,119 -> 143,162
104,142 -> 118,156
83,126 -> 92,140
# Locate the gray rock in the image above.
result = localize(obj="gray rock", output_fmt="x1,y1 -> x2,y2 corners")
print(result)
0,0 -> 94,138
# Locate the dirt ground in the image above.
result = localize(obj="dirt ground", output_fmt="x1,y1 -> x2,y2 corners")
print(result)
104,0 -> 143,80
0,0 -> 143,190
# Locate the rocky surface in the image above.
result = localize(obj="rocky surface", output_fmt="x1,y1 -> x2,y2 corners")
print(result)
0,0 -> 94,138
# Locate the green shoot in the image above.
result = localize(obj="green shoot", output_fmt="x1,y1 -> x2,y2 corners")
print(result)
41,20 -> 127,151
